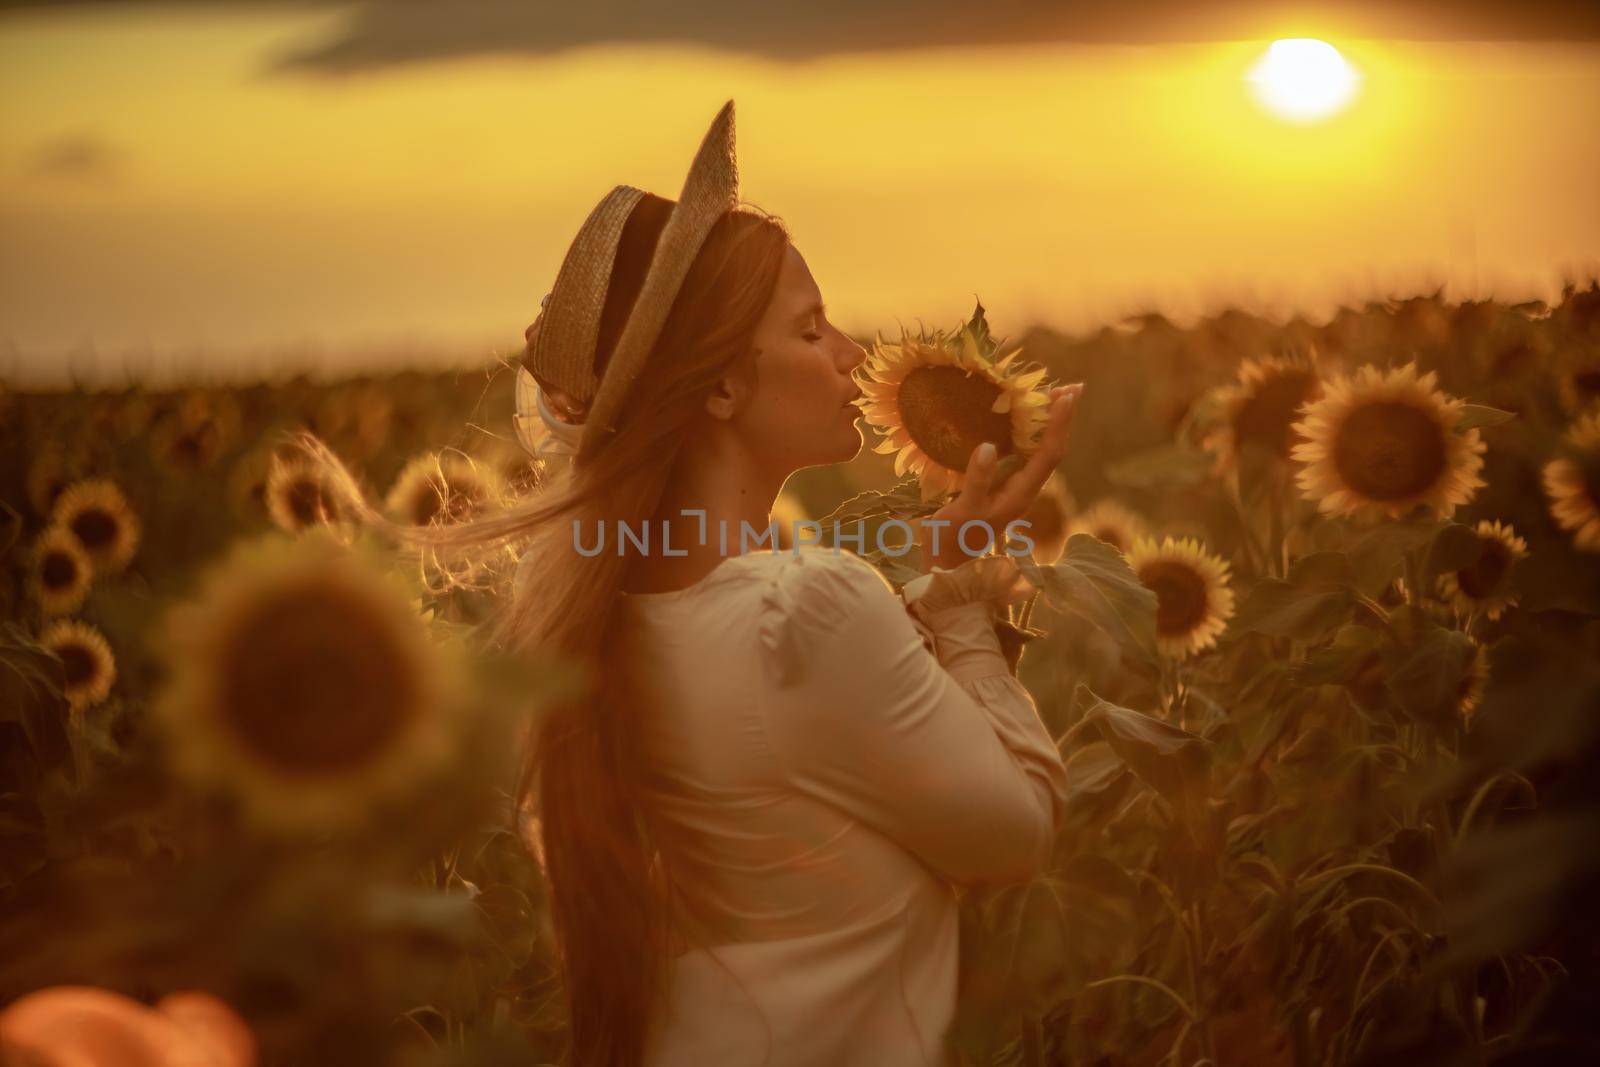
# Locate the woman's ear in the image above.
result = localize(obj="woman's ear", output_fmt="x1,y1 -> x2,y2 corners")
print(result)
704,360 -> 756,423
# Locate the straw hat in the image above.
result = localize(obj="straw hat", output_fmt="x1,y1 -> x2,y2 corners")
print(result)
515,98 -> 741,463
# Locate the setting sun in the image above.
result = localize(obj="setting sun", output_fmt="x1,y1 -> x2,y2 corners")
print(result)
1247,38 -> 1361,122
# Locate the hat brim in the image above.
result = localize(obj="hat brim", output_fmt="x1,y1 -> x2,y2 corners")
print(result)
578,99 -> 741,460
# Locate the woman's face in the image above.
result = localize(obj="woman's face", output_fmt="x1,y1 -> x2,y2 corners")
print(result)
727,242 -> 868,472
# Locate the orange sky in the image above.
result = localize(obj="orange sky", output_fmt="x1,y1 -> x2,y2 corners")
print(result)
2,5 -> 1597,387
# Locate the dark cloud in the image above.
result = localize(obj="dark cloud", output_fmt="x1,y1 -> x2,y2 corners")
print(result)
4,1 -> 1599,77
264,0 -> 1600,76
25,133 -> 122,182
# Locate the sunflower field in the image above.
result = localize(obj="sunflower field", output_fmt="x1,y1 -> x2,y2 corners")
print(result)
3,281 -> 1599,1066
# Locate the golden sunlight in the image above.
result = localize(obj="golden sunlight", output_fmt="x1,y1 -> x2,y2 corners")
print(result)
1246,38 -> 1361,122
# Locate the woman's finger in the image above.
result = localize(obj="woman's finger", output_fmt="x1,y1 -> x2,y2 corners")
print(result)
991,388 -> 1079,518
956,440 -> 1000,511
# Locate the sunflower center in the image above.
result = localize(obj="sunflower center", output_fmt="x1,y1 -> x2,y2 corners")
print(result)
71,508 -> 118,551
896,365 -> 1014,471
1138,560 -> 1211,637
41,550 -> 80,590
1232,372 -> 1318,457
216,582 -> 421,777
1331,401 -> 1448,501
1584,457 -> 1600,511
1455,537 -> 1512,599
57,643 -> 96,688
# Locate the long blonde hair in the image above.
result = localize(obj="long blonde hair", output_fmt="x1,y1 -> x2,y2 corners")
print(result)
294,198 -> 793,1066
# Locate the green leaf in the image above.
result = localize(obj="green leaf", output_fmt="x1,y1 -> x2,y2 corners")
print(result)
816,477 -> 937,529
1343,517 -> 1447,596
1424,522 -> 1484,579
1382,608 -> 1477,729
1080,695 -> 1212,810
1231,552 -> 1356,641
1455,404 -> 1515,431
1016,535 -> 1159,664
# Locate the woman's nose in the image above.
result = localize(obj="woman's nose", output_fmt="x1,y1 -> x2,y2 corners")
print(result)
839,332 -> 867,374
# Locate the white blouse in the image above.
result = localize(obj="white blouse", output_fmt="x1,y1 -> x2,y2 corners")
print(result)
620,545 -> 1070,1067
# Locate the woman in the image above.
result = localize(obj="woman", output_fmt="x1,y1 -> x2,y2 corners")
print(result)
304,99 -> 1078,1067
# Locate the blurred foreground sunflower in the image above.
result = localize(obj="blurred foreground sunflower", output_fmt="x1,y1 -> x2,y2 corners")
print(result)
1203,354 -> 1323,470
265,453 -> 356,534
1126,536 -> 1235,658
30,527 -> 93,616
37,618 -> 116,711
857,315 -> 1052,503
1064,499 -> 1149,556
386,451 -> 505,526
1291,363 -> 1486,522
1542,411 -> 1600,552
152,529 -> 461,831
50,478 -> 141,574
1436,520 -> 1528,621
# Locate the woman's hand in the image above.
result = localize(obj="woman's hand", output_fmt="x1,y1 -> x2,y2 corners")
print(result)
917,382 -> 1083,574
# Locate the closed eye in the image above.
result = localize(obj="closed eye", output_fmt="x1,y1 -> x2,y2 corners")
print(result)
803,331 -> 823,343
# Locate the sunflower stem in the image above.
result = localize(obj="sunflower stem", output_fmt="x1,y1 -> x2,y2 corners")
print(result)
1402,547 -> 1425,607
1017,590 -> 1040,632
1225,477 -> 1271,578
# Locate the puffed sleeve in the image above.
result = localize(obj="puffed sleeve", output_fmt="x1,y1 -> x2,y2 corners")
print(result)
756,548 -> 1069,886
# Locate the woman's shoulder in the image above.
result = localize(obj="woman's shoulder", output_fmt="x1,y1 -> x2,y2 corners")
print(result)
752,547 -> 906,686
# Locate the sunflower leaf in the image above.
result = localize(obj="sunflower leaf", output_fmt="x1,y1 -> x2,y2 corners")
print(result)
1456,404 -> 1515,432
1231,552 -> 1357,641
815,477 -> 936,529
1424,522 -> 1485,578
1079,693 -> 1213,811
1016,535 -> 1159,665
961,298 -> 993,357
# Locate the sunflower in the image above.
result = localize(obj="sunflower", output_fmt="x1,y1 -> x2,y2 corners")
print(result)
1203,354 -> 1323,470
473,438 -> 547,498
25,441 -> 93,518
1290,363 -> 1487,522
1542,411 -> 1600,552
1436,520 -> 1528,620
313,381 -> 394,460
1556,347 -> 1600,416
265,453 -> 355,534
227,444 -> 280,523
1019,473 -> 1074,563
1457,641 -> 1490,723
50,479 -> 141,574
386,452 -> 505,527
149,390 -> 243,473
152,529 -> 460,830
1064,499 -> 1150,556
29,527 -> 93,616
1125,536 -> 1235,658
857,327 -> 1053,503
37,619 -> 116,711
